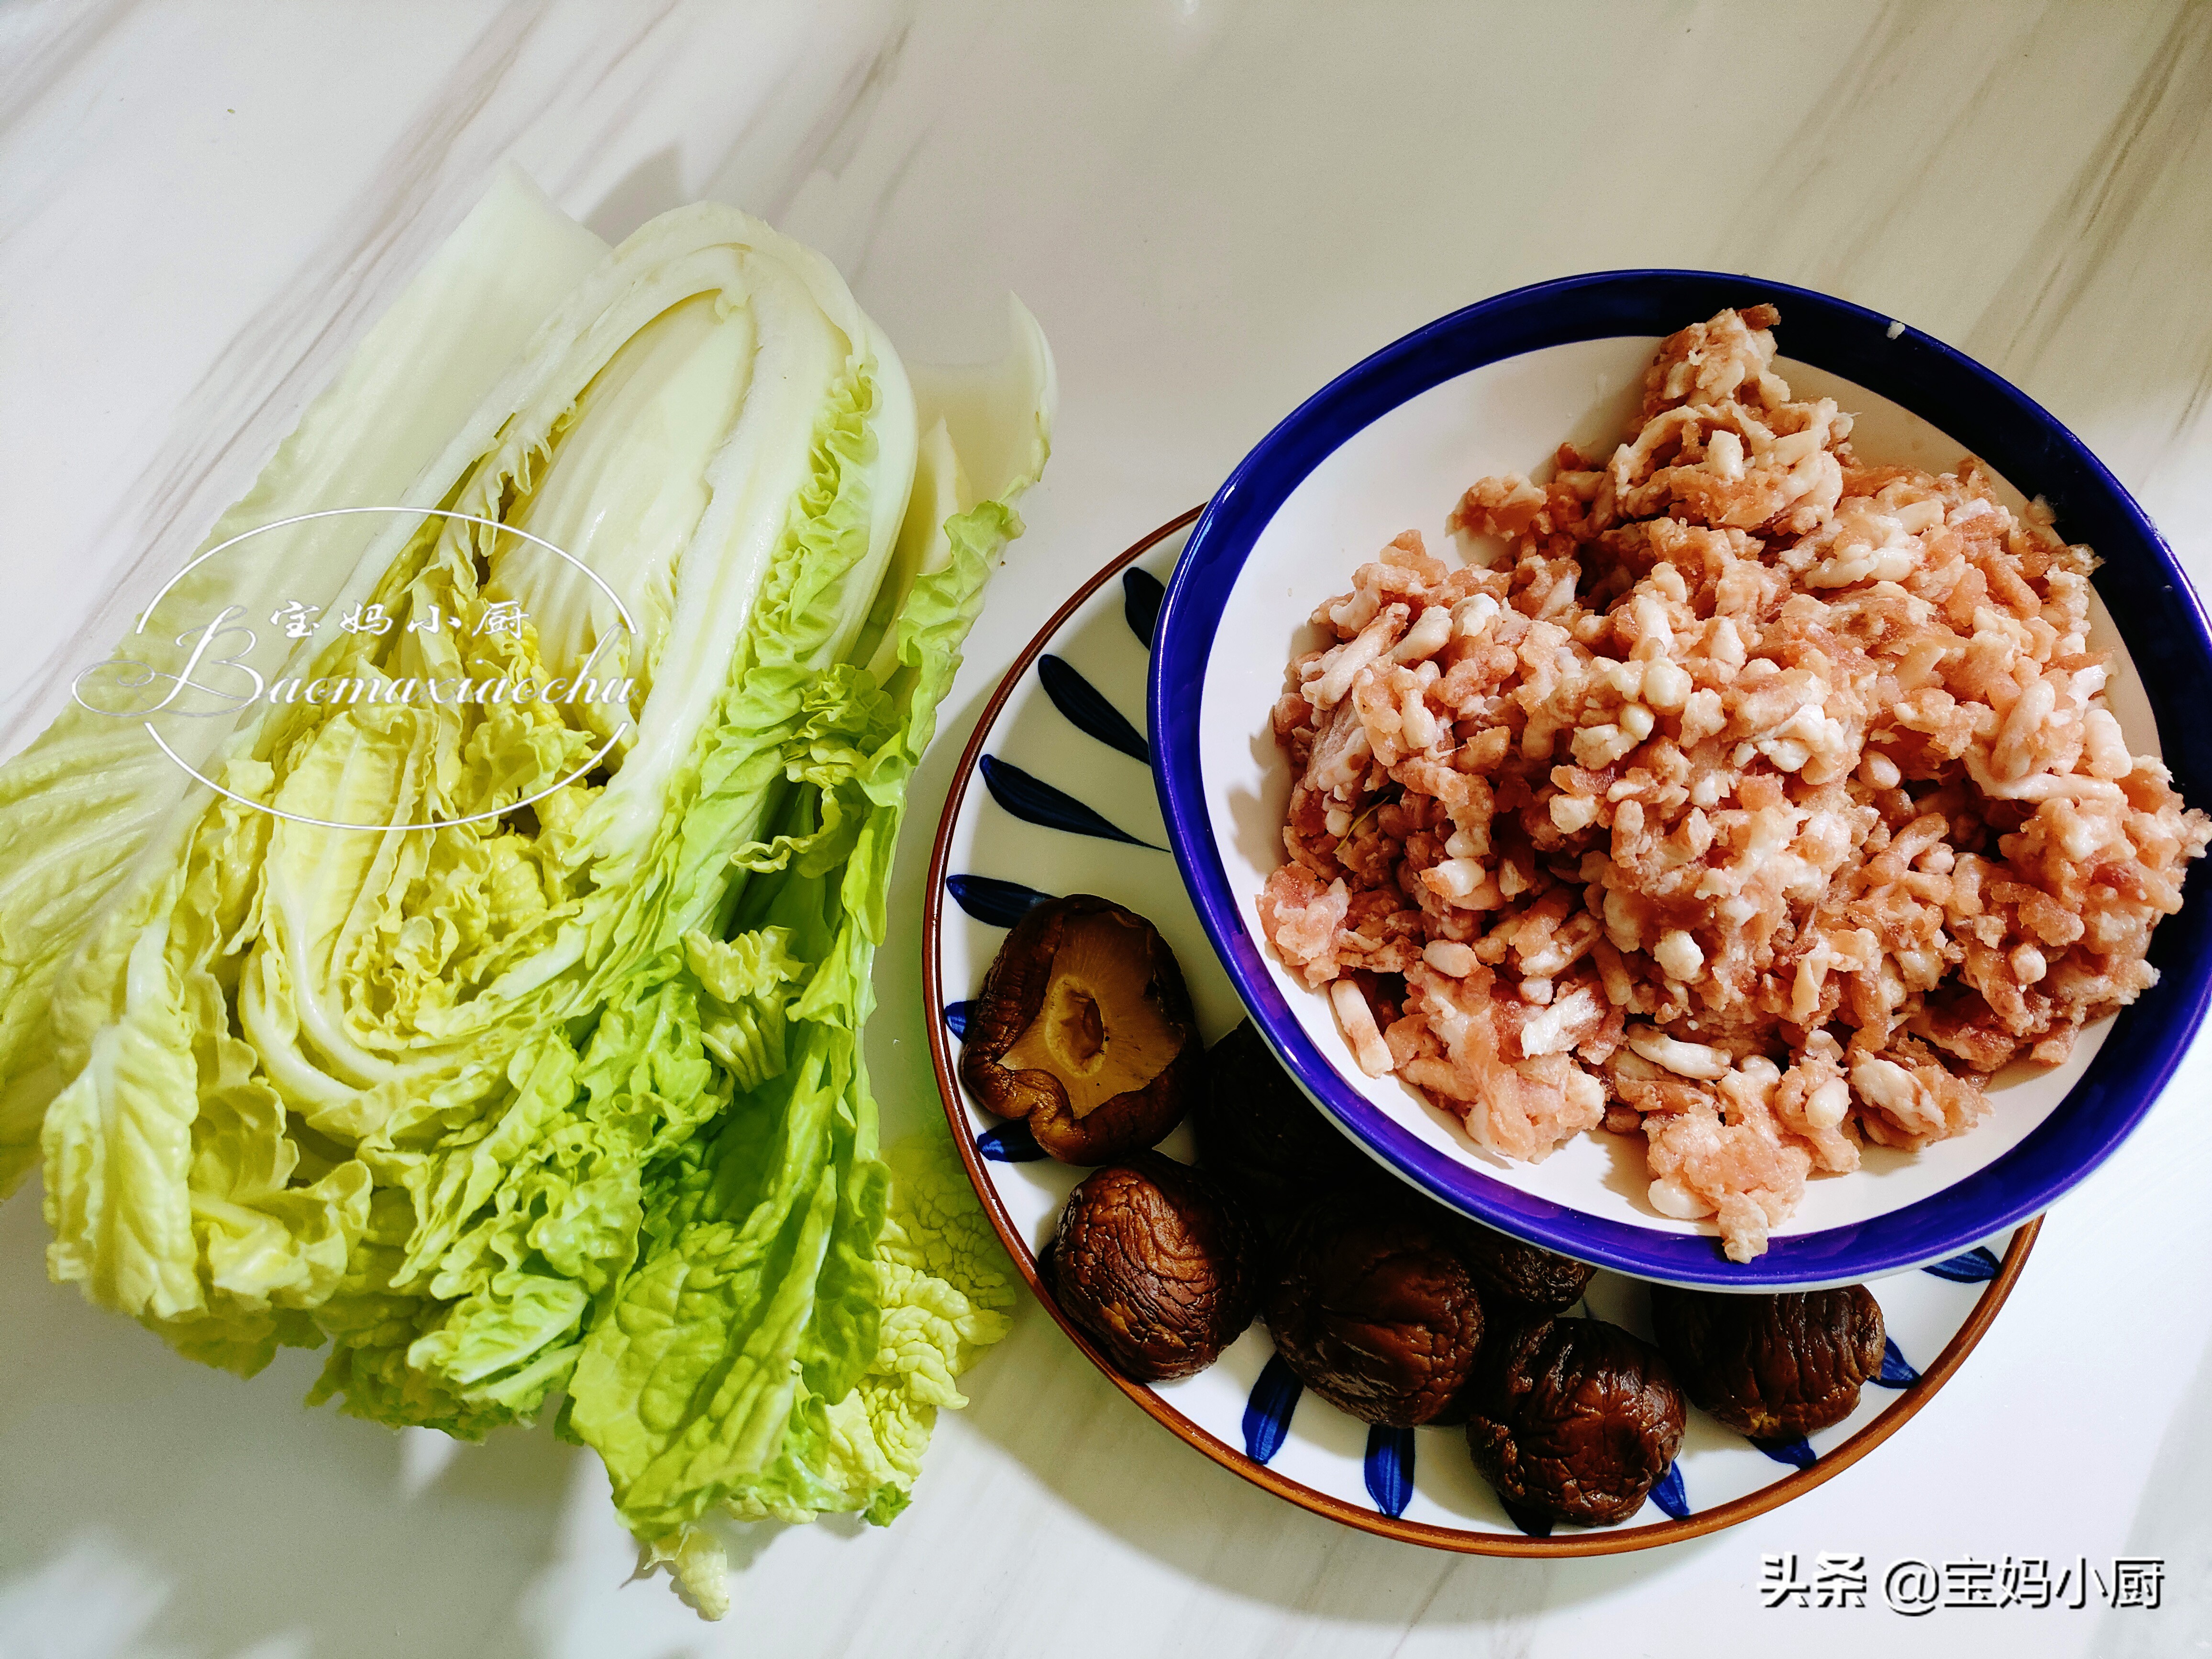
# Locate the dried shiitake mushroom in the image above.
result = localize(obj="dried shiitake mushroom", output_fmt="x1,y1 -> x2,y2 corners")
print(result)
1463,1317 -> 1686,1526
1458,1227 -> 1597,1317
1048,1152 -> 1261,1381
1263,1193 -> 1486,1427
1192,1020 -> 1371,1213
1648,1283 -> 1886,1438
960,895 -> 1199,1163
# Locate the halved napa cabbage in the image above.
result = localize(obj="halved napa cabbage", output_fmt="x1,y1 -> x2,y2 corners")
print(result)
6,175 -> 1051,1608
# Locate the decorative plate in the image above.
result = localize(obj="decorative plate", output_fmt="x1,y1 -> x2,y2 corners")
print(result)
923,510 -> 2041,1552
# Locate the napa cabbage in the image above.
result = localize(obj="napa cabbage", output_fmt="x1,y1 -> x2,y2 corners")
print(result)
2,172 -> 1051,1616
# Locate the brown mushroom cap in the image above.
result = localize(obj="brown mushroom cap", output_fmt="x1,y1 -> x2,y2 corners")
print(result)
1458,1227 -> 1597,1316
1464,1316 -> 1686,1526
1048,1152 -> 1261,1382
1263,1193 -> 1487,1427
1648,1283 -> 1886,1438
1192,1020 -> 1372,1212
959,895 -> 1199,1163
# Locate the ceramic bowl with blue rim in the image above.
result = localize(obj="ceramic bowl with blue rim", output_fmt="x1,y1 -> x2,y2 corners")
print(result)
1149,271 -> 2212,1290
924,512 -> 2042,1551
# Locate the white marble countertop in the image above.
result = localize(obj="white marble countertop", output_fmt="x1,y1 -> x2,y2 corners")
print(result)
4,3 -> 2211,1656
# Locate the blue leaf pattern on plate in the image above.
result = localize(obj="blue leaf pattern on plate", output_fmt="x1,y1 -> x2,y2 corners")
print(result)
974,1120 -> 1046,1162
1649,1461 -> 1690,1520
1751,1435 -> 1818,1470
1875,1337 -> 1919,1389
1922,1246 -> 2000,1283
1242,1355 -> 1303,1465
945,873 -> 1056,927
942,1001 -> 974,1041
980,754 -> 1160,849
1501,1500 -> 1554,1537
1364,1424 -> 1414,1518
1123,567 -> 1165,647
1039,654 -> 1150,765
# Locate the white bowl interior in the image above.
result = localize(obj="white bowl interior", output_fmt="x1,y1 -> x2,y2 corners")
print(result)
1198,336 -> 2156,1249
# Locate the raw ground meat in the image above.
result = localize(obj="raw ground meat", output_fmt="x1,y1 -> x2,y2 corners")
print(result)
1259,305 -> 2209,1261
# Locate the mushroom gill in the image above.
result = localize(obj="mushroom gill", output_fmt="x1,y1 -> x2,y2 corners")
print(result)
1000,911 -> 1185,1116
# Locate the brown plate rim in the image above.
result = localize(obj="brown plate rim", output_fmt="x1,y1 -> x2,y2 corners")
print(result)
921,506 -> 2042,1556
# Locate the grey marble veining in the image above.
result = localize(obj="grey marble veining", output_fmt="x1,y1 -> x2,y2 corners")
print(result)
2,3 -> 2210,1657
1968,3 -> 2211,375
